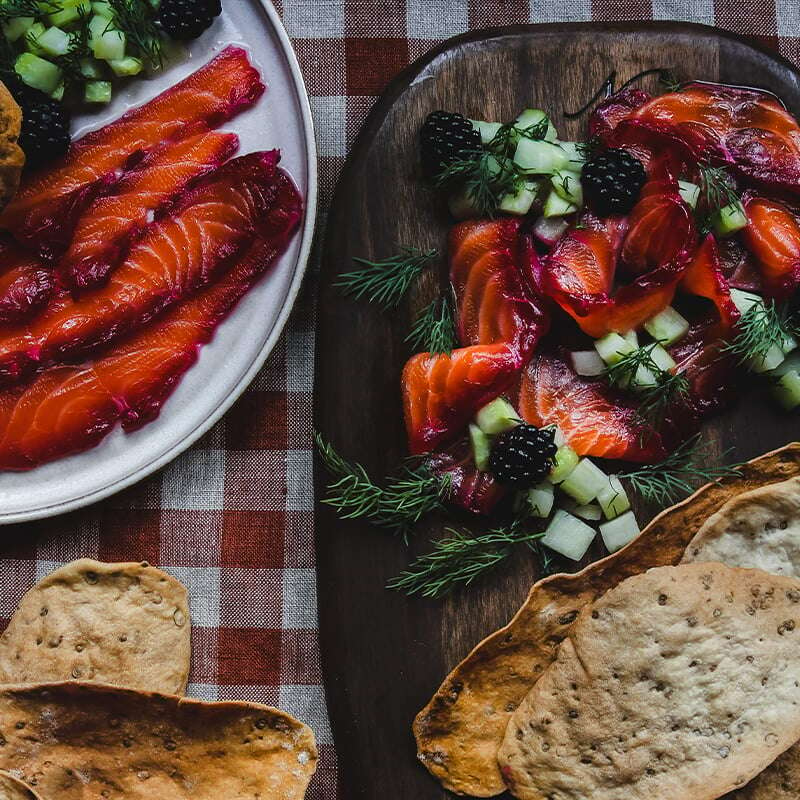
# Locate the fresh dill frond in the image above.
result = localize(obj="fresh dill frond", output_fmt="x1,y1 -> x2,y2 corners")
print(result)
0,0 -> 58,19
405,295 -> 458,355
315,433 -> 450,540
53,10 -> 90,91
108,0 -> 162,69
335,247 -> 438,310
487,116 -> 550,154
435,150 -> 520,217
723,298 -> 799,366
619,435 -> 744,506
386,520 -> 546,598
697,165 -> 741,233
658,69 -> 681,92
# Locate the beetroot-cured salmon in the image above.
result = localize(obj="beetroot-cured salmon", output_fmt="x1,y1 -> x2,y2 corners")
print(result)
680,235 -> 739,334
0,174 -> 302,470
1,46 -> 264,260
60,131 -> 239,291
740,195 -> 800,298
428,446 -> 506,515
516,352 -> 667,462
402,344 -> 523,455
0,152 -> 283,386
449,219 -> 549,356
0,237 -> 53,326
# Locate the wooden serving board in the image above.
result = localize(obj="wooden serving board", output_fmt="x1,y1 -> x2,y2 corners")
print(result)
315,22 -> 800,799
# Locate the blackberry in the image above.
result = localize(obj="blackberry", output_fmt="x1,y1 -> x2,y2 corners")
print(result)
13,87 -> 71,170
582,148 -> 646,216
489,424 -> 558,488
158,0 -> 222,40
420,110 -> 481,178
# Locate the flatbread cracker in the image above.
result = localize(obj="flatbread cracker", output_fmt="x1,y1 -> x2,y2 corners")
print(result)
0,681 -> 317,799
414,442 -> 800,796
0,774 -> 40,800
0,560 -> 190,694
498,563 -> 800,800
0,81 -> 23,210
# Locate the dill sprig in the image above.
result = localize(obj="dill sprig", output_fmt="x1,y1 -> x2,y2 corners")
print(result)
108,0 -> 162,69
435,150 -> 519,217
405,296 -> 458,355
386,519 -> 547,598
53,9 -> 90,90
723,298 -> 799,366
315,433 -> 450,540
619,435 -> 744,506
487,116 -> 549,154
335,247 -> 438,310
0,0 -> 59,19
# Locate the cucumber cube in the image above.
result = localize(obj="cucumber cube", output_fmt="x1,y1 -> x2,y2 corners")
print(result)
570,502 -> 602,521
631,363 -> 658,390
730,288 -> 762,315
621,329 -> 639,348
469,424 -> 491,472
570,349 -> 605,377
782,333 -> 798,355
51,81 -> 64,101
515,108 -> 558,142
649,343 -> 677,372
24,22 -> 47,55
15,53 -> 62,95
37,26 -> 71,58
557,141 -> 586,168
600,510 -> 640,552
560,458 -> 609,505
91,0 -> 114,15
84,79 -> 112,103
769,351 -> 800,378
644,306 -> 690,346
772,370 -> 800,410
527,482 -> 555,518
751,342 -> 786,373
551,426 -> 566,447
549,444 -> 579,484
109,56 -> 143,76
551,169 -> 583,206
2,17 -> 35,43
594,332 -> 636,366
541,510 -> 596,561
597,475 -> 631,520
532,214 -> 568,246
514,138 -> 569,175
448,186 -> 480,220
89,13 -> 125,61
49,0 -> 92,26
711,201 -> 748,238
474,397 -> 519,435
542,189 -> 578,218
470,120 -> 503,146
678,180 -> 700,209
499,181 -> 539,216
80,57 -> 105,79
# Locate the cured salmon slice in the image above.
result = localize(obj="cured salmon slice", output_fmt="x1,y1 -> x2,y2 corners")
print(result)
449,219 -> 549,356
428,446 -> 506,515
516,352 -> 666,462
0,152 -> 283,386
0,237 -> 53,326
60,130 -> 239,291
1,46 -> 264,260
402,344 -> 522,455
0,175 -> 302,470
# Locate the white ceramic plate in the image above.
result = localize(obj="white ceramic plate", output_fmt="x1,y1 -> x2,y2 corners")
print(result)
0,1 -> 317,523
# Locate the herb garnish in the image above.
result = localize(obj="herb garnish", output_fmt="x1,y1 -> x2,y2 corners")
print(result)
619,435 -> 744,506
723,298 -> 799,367
0,0 -> 60,20
405,295 -> 458,355
434,150 -> 519,217
315,434 -> 450,540
53,8 -> 90,91
107,0 -> 162,70
335,247 -> 438,310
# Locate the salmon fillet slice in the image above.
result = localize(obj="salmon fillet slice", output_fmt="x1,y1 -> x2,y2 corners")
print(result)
0,237 -> 53,326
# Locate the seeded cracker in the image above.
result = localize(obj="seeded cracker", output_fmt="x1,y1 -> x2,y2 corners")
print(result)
0,773 -> 40,800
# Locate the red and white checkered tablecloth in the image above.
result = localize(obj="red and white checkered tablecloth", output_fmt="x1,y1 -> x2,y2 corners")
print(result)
0,2 -> 796,798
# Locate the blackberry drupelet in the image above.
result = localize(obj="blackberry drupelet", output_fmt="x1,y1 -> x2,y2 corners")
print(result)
420,110 -> 481,178
158,0 -> 222,40
582,148 -> 646,216
14,87 -> 71,170
488,424 -> 558,488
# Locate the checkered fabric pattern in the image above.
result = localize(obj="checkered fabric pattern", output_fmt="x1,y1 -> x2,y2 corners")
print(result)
0,2 -> 796,798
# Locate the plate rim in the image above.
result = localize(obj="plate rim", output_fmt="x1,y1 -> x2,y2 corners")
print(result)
0,0 -> 318,525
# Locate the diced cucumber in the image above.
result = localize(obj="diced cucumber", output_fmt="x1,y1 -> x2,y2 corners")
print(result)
551,170 -> 583,206
549,444 -> 579,484
551,426 -> 566,447
730,288 -> 762,315
532,214 -> 568,247
527,482 -> 555,518
37,26 -> 71,57
15,52 -> 62,94
560,458 -> 609,505
622,329 -> 638,348
751,342 -> 786,373
470,120 -> 503,146
770,351 -> 800,378
772,370 -> 800,410
678,180 -> 700,209
541,510 -> 596,561
2,17 -> 35,43
514,138 -> 569,175
89,13 -> 125,61
448,185 -> 481,220
469,424 -> 491,472
514,108 -> 558,143
474,397 -> 519,435
644,306 -> 690,346
24,22 -> 47,55
594,332 -> 636,366
597,475 -> 630,520
557,141 -> 586,168
499,180 -> 539,216
600,510 -> 640,552
48,0 -> 92,26
569,502 -> 602,521
711,201 -> 749,238
630,363 -> 658,390
91,0 -> 114,15
80,56 -> 105,79
51,81 -> 64,101
783,334 -> 798,355
649,343 -> 677,372
109,56 -> 143,76
84,79 -> 112,103
570,349 -> 606,377
543,189 -> 578,218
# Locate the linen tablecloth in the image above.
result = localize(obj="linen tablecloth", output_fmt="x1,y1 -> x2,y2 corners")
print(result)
0,2 -> 797,798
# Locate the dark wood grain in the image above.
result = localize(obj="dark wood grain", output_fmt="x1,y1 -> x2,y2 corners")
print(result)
315,22 -> 800,799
